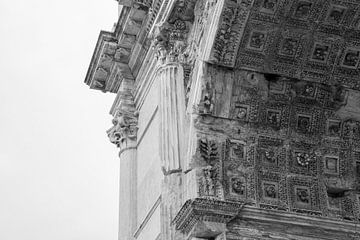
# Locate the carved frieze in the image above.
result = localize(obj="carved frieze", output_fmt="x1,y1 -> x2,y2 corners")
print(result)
207,0 -> 253,67
117,0 -> 153,8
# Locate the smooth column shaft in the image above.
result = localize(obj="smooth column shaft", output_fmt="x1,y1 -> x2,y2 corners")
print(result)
118,145 -> 137,240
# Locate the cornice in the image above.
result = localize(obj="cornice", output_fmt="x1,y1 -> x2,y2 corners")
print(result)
173,198 -> 360,238
240,205 -> 360,234
173,198 -> 244,234
84,2 -> 150,94
85,0 -> 181,95
84,31 -> 118,92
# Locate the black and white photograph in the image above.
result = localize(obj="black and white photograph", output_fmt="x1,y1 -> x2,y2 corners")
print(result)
1,0 -> 360,239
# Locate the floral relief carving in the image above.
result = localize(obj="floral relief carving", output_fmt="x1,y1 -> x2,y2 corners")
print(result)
295,151 -> 316,167
264,149 -> 277,164
198,138 -> 221,197
293,1 -> 312,20
210,0 -> 253,67
231,177 -> 246,195
326,5 -> 347,25
295,187 -> 311,205
263,182 -> 277,199
342,119 -> 360,140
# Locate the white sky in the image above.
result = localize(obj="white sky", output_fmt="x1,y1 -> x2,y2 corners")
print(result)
0,1 -> 121,239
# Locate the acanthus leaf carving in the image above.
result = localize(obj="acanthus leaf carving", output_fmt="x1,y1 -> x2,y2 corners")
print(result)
153,0 -> 196,64
199,138 -> 219,165
107,110 -> 139,151
107,77 -> 138,152
197,138 -> 222,197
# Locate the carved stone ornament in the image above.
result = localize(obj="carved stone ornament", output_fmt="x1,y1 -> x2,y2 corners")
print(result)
153,0 -> 196,64
231,177 -> 245,195
173,198 -> 244,235
117,0 -> 152,9
198,138 -> 220,197
295,151 -> 316,167
295,187 -> 310,205
342,119 -> 360,140
107,110 -> 138,150
264,183 -> 277,199
208,0 -> 253,67
199,91 -> 214,115
264,149 -> 278,164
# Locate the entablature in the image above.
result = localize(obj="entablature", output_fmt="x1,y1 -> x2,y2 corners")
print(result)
84,0 -> 152,94
173,198 -> 360,240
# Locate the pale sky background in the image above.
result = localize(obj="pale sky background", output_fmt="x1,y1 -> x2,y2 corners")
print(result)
0,1 -> 121,239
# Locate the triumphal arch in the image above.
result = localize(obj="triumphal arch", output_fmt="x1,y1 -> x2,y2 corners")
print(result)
85,0 -> 360,239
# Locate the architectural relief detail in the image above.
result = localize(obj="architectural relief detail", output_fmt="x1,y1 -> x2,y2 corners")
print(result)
117,0 -> 153,9
86,1 -> 360,239
107,77 -> 138,153
294,151 -> 317,167
85,0 -> 151,94
173,198 -> 243,235
342,119 -> 360,140
233,0 -> 360,90
85,32 -> 118,93
86,35 -> 137,93
208,0 -> 253,67
153,0 -> 196,64
107,110 -> 138,151
198,138 -> 220,197
190,64 -> 360,220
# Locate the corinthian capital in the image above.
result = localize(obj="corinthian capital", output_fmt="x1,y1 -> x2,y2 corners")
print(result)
153,0 -> 196,64
107,110 -> 138,151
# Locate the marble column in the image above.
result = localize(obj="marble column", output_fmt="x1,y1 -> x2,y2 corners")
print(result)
157,63 -> 186,174
107,111 -> 138,240
118,139 -> 137,240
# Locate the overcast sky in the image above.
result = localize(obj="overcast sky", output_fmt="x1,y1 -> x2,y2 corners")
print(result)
0,1 -> 121,239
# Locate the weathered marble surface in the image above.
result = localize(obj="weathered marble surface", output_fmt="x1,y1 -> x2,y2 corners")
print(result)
85,0 -> 360,239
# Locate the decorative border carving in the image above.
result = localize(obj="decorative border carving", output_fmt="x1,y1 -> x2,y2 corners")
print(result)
173,198 -> 244,234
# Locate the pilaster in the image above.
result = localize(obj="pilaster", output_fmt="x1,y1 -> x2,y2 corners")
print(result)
151,2 -> 199,239
157,63 -> 186,174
